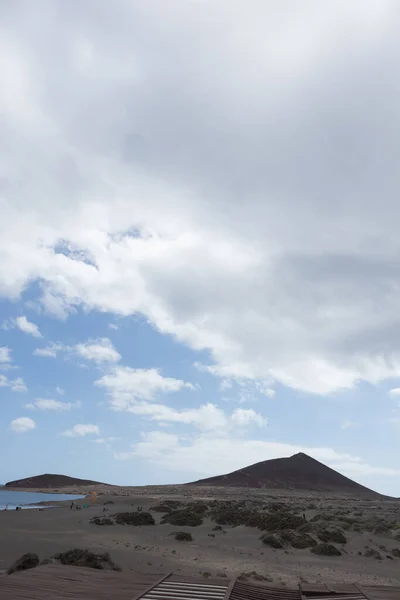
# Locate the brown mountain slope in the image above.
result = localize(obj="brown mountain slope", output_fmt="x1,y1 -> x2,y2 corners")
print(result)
188,453 -> 386,497
5,474 -> 108,489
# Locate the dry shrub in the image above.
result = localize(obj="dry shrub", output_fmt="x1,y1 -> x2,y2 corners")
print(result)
163,500 -> 182,509
281,530 -> 317,549
317,529 -> 347,544
261,511 -> 305,532
90,517 -> 114,526
8,553 -> 39,575
115,512 -> 155,526
311,543 -> 341,556
150,504 -> 173,513
53,549 -> 121,570
174,531 -> 193,541
261,533 -> 283,549
161,509 -> 203,527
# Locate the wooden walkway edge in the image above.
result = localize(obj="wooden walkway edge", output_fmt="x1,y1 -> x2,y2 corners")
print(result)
1,565 -> 400,600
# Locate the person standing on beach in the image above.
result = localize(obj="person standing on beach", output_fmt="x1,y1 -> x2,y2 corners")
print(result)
70,502 -> 74,510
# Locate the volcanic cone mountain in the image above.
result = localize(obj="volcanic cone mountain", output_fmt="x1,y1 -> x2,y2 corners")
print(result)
5,474 -> 108,488
189,452 -> 386,497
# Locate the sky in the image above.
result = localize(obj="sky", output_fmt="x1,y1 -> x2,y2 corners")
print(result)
1,0 -> 400,495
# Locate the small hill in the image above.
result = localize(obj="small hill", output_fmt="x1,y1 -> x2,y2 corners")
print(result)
5,474 -> 107,489
188,453 -> 386,497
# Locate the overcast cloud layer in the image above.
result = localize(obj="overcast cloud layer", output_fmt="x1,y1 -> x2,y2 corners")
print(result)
2,1 -> 400,490
2,0 -> 400,394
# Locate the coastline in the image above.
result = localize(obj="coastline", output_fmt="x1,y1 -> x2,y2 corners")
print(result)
0,488 -> 87,511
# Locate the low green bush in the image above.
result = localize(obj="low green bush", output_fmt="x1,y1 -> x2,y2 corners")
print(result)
261,533 -> 283,549
311,543 -> 341,556
115,512 -> 155,526
8,553 -> 39,575
174,531 -> 193,541
161,509 -> 203,527
317,529 -> 347,544
53,549 -> 121,570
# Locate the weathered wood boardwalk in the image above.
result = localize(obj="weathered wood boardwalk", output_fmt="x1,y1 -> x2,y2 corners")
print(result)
1,564 -> 399,600
0,565 -> 165,600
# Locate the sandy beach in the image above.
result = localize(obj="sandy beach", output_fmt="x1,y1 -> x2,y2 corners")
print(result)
1,485 -> 400,587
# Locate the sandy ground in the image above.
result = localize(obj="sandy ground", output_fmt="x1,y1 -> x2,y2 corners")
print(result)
1,485 -> 400,587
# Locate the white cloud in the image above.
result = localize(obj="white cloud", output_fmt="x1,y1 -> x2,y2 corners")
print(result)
25,398 -> 80,411
62,424 -> 100,437
108,323 -> 119,330
237,382 -> 276,403
124,400 -> 266,432
11,377 -> 27,392
0,374 -> 27,392
389,388 -> 400,397
231,408 -> 267,428
75,338 -> 120,364
10,417 -> 36,433
330,462 -> 400,477
15,316 -> 42,338
219,377 -> 276,404
33,338 -> 120,364
95,366 -> 194,410
1,2 -> 400,394
93,436 -> 119,444
199,367 -> 276,402
0,347 -> 12,364
55,386 -> 65,395
33,343 -> 62,358
117,431 -> 394,481
127,402 -> 227,431
115,431 -> 180,461
219,379 -> 233,392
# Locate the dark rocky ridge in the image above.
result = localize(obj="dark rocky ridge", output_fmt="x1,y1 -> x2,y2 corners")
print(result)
188,452 -> 388,497
5,474 -> 107,488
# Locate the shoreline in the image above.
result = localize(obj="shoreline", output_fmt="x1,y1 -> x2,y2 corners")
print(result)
0,489 -> 88,511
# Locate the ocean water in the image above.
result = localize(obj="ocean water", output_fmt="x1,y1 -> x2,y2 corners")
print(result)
0,489 -> 85,510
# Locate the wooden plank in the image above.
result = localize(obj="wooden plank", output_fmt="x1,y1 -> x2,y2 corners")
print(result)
223,576 -> 237,600
299,582 -> 331,594
132,572 -> 172,600
0,565 -> 168,600
168,575 -> 231,587
357,586 -> 400,600
230,580 -> 301,600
